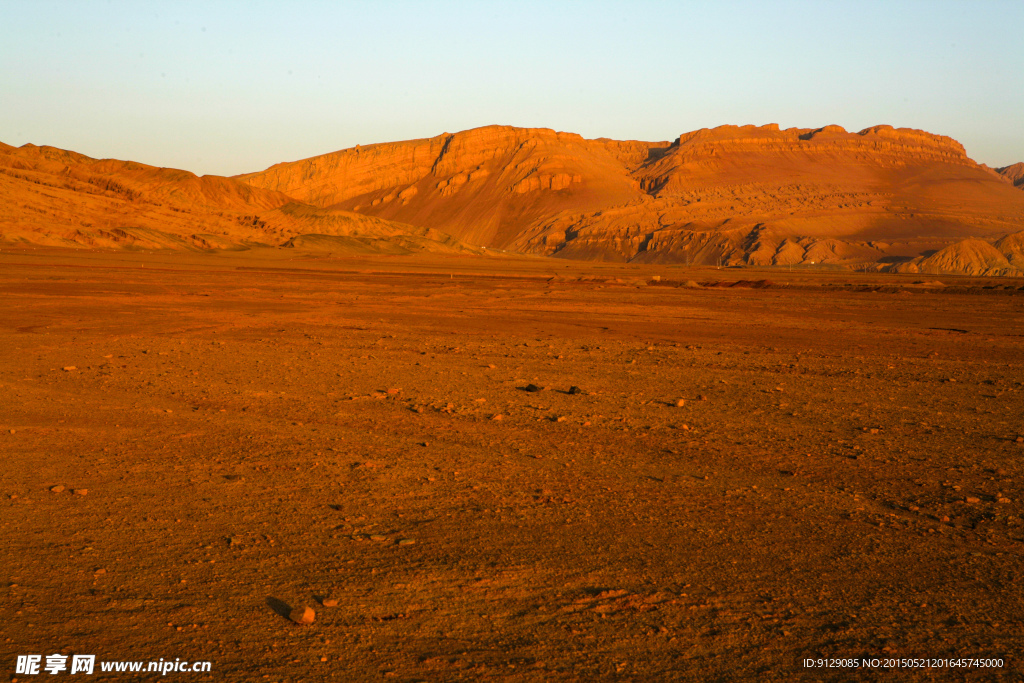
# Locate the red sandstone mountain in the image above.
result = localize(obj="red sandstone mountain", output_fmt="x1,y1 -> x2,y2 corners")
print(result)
3,125 -> 1024,274
238,124 -> 1024,270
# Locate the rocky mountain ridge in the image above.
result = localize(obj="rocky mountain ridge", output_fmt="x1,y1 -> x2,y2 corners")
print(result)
3,125 -> 1024,275
239,124 -> 1024,273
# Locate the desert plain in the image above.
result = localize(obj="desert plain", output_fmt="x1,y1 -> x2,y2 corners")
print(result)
2,245 -> 1023,681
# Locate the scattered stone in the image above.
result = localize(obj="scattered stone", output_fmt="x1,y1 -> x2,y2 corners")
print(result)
555,416 -> 567,422
941,516 -> 950,522
8,429 -> 14,434
998,497 -> 1012,504
50,485 -> 65,493
289,606 -> 315,625
698,395 -> 708,401
524,384 -> 543,392
869,428 -> 879,434
386,388 -> 402,395
966,497 -> 981,504
491,414 -> 504,421
370,535 -> 388,542
73,489 -> 88,496
487,364 -> 496,369
568,386 -> 583,395
321,598 -> 338,607
62,366 -> 76,372
675,398 -> 686,407
397,538 -> 415,546
1016,436 -> 1024,444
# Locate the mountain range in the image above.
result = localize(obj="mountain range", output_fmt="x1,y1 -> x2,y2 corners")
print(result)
3,124 -> 1024,275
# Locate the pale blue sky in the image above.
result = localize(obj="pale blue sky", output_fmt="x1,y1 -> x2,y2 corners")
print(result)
2,0 -> 1021,176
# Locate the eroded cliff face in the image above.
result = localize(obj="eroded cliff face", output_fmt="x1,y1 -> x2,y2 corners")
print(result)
239,125 -> 659,248
237,124 -> 1024,268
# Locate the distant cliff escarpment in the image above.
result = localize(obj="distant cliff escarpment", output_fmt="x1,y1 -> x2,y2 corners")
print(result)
238,124 -> 1024,274
4,124 -> 1024,275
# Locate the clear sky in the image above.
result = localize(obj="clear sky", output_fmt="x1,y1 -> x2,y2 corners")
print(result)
2,0 -> 1022,176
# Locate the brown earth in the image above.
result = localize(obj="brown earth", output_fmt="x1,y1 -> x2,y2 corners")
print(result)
2,247 -> 1024,681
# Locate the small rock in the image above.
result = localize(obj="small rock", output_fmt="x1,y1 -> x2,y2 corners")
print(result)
1016,436 -> 1024,444
869,428 -> 879,434
397,538 -> 415,546
289,606 -> 315,625
386,388 -> 402,395
73,489 -> 88,496
998,497 -> 1012,504
487,364 -> 496,369
321,598 -> 338,607
9,429 -> 15,434
491,414 -> 504,421
674,398 -> 686,407
50,485 -> 65,493
966,497 -> 981,504
698,394 -> 708,401
370,535 -> 388,542
63,366 -> 76,372
941,516 -> 950,522
555,416 -> 567,422
568,386 -> 582,395
524,384 -> 543,392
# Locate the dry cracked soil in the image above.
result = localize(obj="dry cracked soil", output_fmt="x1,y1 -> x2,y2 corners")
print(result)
2,248 -> 1024,681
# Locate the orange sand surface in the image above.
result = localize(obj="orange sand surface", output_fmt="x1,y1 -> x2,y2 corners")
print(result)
2,248 -> 1023,681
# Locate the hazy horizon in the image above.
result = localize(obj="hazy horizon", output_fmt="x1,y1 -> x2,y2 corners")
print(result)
2,0 -> 1022,176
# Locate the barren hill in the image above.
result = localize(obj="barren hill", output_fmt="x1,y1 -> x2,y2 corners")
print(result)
0,141 -> 473,254
239,124 -> 1024,270
998,162 -> 1024,188
4,124 -> 1024,275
